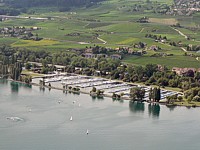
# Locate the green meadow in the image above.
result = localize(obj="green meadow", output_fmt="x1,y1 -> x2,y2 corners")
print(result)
1,0 -> 200,67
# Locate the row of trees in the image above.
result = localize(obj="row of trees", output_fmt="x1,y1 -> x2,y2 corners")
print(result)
0,46 -> 22,80
184,87 -> 200,102
145,34 -> 167,41
130,87 -> 161,102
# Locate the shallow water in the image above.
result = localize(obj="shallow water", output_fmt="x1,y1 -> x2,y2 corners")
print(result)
0,80 -> 200,150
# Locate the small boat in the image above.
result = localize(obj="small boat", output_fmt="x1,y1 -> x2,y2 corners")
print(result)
73,101 -> 76,104
86,129 -> 89,135
28,108 -> 32,112
70,116 -> 73,121
79,103 -> 81,107
58,100 -> 61,104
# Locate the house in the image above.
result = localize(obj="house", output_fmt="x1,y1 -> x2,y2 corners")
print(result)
85,48 -> 93,53
157,65 -> 165,72
160,39 -> 166,43
94,70 -> 101,76
128,48 -> 134,54
96,54 -> 108,58
31,27 -> 40,30
137,17 -> 149,23
75,67 -> 83,71
172,67 -> 196,75
150,45 -> 159,51
83,53 -> 96,58
53,65 -> 66,72
110,54 -> 122,60
132,50 -> 144,56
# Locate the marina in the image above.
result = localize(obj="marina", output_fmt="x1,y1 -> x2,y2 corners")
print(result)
33,73 -> 181,101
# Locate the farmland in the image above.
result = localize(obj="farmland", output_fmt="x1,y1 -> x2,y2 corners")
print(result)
1,0 -> 200,67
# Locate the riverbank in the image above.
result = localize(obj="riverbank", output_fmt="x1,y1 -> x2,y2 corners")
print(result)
4,75 -> 200,108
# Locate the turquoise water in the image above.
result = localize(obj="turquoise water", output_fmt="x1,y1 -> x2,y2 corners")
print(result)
0,80 -> 200,150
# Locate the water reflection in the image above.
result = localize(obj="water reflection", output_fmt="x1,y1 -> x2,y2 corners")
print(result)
10,81 -> 32,93
0,79 -> 8,85
39,86 -> 45,92
129,101 -> 145,113
91,96 -> 104,101
23,84 -> 32,89
10,82 -> 19,93
166,105 -> 177,111
148,103 -> 160,118
129,101 -> 160,118
112,98 -> 124,103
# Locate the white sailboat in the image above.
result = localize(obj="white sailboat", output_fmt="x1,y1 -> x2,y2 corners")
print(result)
70,116 -> 73,121
86,129 -> 89,135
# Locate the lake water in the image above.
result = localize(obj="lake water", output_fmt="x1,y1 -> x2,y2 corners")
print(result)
0,79 -> 200,150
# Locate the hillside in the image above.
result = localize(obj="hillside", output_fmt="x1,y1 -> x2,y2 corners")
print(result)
0,0 -> 104,15
1,0 -> 200,68
4,0 -> 104,8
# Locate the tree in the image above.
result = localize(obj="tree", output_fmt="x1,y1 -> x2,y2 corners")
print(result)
130,87 -> 145,101
152,87 -> 161,102
184,70 -> 194,77
25,63 -> 31,70
149,88 -> 153,101
177,96 -> 183,102
91,87 -> 97,93
192,96 -> 200,102
145,64 -> 158,78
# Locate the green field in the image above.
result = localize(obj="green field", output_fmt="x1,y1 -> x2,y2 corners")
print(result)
1,0 -> 200,67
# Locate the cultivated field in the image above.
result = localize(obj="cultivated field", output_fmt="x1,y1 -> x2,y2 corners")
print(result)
1,0 -> 200,67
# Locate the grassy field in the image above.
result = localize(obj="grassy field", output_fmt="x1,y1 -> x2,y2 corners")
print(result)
124,53 -> 200,69
22,70 -> 45,77
149,18 -> 178,25
1,0 -> 200,67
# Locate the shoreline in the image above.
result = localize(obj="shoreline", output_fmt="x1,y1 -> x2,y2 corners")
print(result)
4,78 -> 200,108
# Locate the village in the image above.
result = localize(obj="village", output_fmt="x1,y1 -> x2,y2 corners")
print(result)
0,26 -> 42,41
168,0 -> 200,16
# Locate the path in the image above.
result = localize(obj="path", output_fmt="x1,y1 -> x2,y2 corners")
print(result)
181,47 -> 187,52
171,27 -> 188,39
97,37 -> 107,44
139,28 -> 145,33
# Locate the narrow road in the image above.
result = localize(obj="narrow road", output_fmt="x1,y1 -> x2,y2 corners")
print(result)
171,27 -> 188,39
139,28 -> 145,33
181,47 -> 187,52
97,37 -> 107,44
